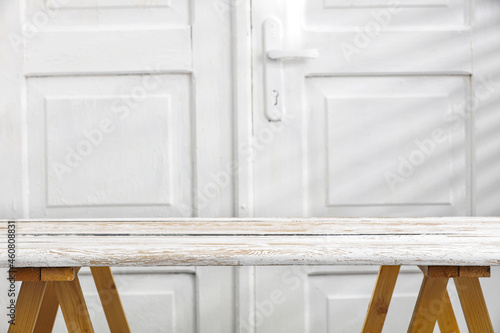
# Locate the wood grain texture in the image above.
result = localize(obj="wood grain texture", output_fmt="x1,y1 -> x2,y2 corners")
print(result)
54,277 -> 94,333
90,267 -> 130,333
437,290 -> 460,333
419,266 -> 459,278
33,282 -> 59,333
454,277 -> 494,332
362,265 -> 400,333
458,266 -> 491,278
419,266 -> 492,278
8,281 -> 47,333
41,267 -> 77,281
408,277 -> 448,333
11,268 -> 41,281
2,218 -> 500,267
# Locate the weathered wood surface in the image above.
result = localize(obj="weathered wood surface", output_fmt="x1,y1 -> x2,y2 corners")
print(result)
1,218 -> 500,267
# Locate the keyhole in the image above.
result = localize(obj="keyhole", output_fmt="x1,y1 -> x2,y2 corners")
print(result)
272,90 -> 279,106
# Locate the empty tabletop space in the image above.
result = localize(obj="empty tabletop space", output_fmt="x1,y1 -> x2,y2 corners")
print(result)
2,218 -> 500,267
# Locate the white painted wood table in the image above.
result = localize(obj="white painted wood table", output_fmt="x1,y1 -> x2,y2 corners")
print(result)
2,218 -> 498,332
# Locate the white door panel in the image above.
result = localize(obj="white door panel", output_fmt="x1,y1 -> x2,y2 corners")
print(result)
304,0 -> 468,28
27,74 -> 193,217
306,75 -> 467,216
19,0 -> 235,220
23,0 -> 196,218
27,75 -> 193,217
25,0 -> 190,27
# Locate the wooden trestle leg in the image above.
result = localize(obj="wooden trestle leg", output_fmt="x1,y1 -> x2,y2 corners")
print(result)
364,265 -> 492,333
91,267 -> 131,333
9,267 -> 129,333
362,265 -> 401,333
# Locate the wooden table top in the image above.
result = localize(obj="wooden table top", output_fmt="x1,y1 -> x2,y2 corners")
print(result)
2,218 -> 500,267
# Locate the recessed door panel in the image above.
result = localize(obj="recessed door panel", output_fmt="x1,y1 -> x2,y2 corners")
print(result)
306,76 -> 467,216
27,74 -> 193,217
303,0 -> 469,28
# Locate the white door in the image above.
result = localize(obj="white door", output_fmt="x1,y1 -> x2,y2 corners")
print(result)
250,0 -> 500,332
0,1 -> 237,332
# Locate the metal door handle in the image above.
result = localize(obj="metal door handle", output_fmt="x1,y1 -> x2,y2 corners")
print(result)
267,49 -> 319,60
263,17 -> 319,121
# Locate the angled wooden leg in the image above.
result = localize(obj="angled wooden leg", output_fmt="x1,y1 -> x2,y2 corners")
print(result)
362,265 -> 400,333
454,277 -> 493,333
407,276 -> 449,333
33,282 -> 59,333
90,267 -> 131,333
35,267 -> 80,333
436,290 -> 460,333
54,276 -> 94,333
8,281 -> 47,333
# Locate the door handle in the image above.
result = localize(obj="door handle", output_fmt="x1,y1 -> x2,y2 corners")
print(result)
263,17 -> 284,121
267,49 -> 319,60
263,17 -> 318,121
